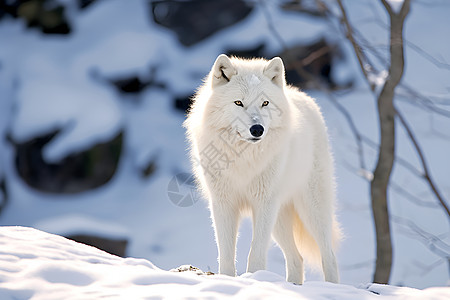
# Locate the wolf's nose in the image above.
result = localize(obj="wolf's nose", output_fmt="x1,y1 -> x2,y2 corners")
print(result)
250,124 -> 264,137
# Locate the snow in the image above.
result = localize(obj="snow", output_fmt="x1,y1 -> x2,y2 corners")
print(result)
72,31 -> 162,77
0,0 -> 449,293
35,214 -> 129,239
385,0 -> 405,14
11,77 -> 122,163
367,69 -> 388,91
0,226 -> 448,300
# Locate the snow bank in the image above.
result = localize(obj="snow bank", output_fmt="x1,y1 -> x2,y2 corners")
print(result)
11,78 -> 122,163
35,214 -> 129,239
0,227 -> 448,300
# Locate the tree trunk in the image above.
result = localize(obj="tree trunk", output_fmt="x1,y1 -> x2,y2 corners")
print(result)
371,0 -> 410,284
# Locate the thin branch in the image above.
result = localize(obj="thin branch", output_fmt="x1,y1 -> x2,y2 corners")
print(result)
405,40 -> 450,71
260,0 -> 367,171
259,0 -> 288,50
342,153 -> 438,209
399,84 -> 450,118
391,215 -> 450,257
300,45 -> 332,66
336,0 -> 376,92
362,136 -> 424,178
412,258 -> 447,276
380,0 -> 394,16
395,106 -> 450,219
381,0 -> 411,18
390,182 -> 440,209
329,0 -> 450,121
325,94 -> 367,171
352,28 -> 450,119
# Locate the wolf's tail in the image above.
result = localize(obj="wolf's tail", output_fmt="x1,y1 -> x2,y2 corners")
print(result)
292,212 -> 341,269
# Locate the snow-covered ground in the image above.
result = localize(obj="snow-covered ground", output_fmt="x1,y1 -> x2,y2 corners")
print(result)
0,227 -> 448,300
0,0 -> 449,293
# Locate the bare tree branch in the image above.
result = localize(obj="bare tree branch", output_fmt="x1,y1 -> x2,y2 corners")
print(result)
342,158 -> 440,209
260,0 -> 368,171
394,106 -> 450,219
391,215 -> 450,276
390,182 -> 440,209
336,0 -> 376,92
300,45 -> 332,67
405,40 -> 450,70
412,258 -> 448,277
391,215 -> 450,257
399,84 -> 450,118
380,0 -> 394,16
329,0 -> 450,123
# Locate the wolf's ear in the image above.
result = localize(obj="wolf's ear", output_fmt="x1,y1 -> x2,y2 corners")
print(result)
212,54 -> 236,87
264,57 -> 285,87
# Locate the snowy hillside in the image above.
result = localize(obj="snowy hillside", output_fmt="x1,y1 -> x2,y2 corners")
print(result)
0,227 -> 448,300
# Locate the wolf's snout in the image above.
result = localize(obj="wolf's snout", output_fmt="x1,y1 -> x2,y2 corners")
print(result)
250,124 -> 264,137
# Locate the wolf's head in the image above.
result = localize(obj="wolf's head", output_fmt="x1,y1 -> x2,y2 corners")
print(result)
205,54 -> 290,145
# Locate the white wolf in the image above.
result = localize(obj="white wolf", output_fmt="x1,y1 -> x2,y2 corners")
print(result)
184,54 -> 340,284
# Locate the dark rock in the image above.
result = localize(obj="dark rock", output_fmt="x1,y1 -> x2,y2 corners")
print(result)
141,158 -> 157,178
14,0 -> 71,34
110,76 -> 151,94
108,72 -> 165,95
174,94 -> 193,114
281,0 -> 327,18
78,0 -> 98,10
67,234 -> 128,257
151,0 -> 253,46
103,65 -> 165,96
0,1 -> 21,20
226,43 -> 267,59
277,39 -> 342,89
12,130 -> 123,194
0,177 -> 7,216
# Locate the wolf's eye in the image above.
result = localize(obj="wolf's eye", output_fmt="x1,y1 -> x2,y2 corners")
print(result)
234,100 -> 244,107
262,100 -> 269,107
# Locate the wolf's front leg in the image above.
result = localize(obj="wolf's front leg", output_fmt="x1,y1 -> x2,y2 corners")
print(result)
211,200 -> 239,276
247,200 -> 279,273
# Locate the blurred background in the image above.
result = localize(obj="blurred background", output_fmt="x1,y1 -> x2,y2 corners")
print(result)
0,0 -> 449,289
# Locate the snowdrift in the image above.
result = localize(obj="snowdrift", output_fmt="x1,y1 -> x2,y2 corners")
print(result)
0,227 -> 448,300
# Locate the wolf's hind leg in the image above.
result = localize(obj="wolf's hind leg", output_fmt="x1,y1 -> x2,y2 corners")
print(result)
247,200 -> 279,273
301,171 -> 340,283
272,204 -> 304,285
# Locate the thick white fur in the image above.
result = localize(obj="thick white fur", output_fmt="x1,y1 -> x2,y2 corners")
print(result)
184,54 -> 341,284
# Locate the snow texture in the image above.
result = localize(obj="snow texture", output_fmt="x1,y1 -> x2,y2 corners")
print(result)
0,227 -> 448,300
